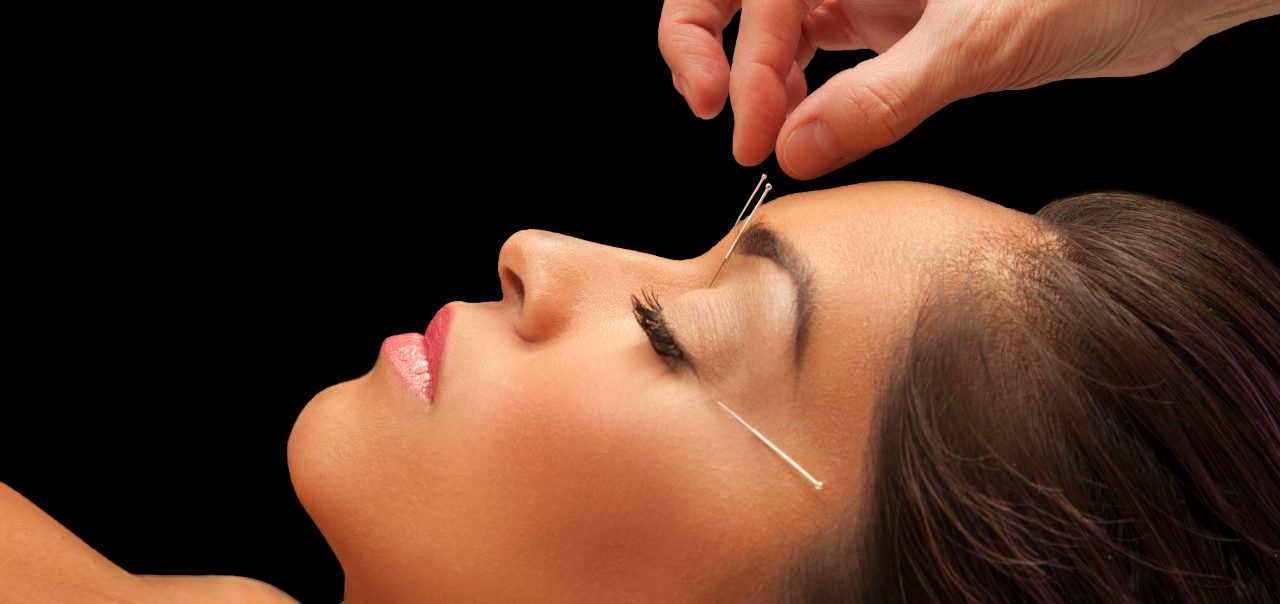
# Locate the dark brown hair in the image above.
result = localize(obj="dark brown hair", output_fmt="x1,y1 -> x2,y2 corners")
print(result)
776,192 -> 1280,602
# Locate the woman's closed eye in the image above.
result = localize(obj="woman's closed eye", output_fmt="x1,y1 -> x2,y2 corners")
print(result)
631,290 -> 694,373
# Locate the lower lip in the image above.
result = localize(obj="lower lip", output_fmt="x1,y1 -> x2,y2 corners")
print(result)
382,304 -> 455,404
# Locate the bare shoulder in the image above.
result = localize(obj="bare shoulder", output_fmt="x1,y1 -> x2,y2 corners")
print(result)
0,482 -> 152,602
138,575 -> 300,604
0,484 -> 298,604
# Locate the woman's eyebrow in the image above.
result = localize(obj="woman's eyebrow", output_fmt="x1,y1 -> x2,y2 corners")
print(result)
735,223 -> 815,369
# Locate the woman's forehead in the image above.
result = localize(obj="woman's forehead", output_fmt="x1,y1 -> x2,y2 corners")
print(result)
750,183 -> 1037,464
757,182 -> 1025,255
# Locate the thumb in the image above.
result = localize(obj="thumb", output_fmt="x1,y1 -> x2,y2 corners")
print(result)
777,17 -> 973,179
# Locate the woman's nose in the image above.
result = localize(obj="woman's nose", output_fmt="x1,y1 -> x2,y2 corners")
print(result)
497,229 -> 605,342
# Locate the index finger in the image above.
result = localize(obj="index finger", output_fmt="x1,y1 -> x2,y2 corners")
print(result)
730,0 -> 820,166
658,0 -> 740,119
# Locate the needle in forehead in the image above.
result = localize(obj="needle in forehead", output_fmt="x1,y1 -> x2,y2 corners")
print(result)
718,401 -> 824,490
710,174 -> 773,287
733,174 -> 767,226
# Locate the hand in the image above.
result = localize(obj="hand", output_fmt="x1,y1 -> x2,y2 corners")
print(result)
658,0 -> 1280,179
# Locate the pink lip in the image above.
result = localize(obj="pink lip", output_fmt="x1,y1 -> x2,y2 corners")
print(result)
382,303 -> 455,404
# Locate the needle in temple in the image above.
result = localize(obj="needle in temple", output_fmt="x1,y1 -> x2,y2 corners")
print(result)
717,401 -> 824,490
704,176 -> 817,491
710,176 -> 773,287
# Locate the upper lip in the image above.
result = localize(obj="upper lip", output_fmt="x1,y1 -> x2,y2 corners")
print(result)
424,303 -> 454,401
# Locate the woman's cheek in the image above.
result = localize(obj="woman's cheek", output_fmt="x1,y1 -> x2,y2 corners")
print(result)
476,354 -> 707,565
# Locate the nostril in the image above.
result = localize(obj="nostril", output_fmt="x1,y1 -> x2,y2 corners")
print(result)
501,266 -> 525,305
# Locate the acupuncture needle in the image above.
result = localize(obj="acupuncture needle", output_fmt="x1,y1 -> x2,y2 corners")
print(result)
717,401 -> 824,490
710,175 -> 773,287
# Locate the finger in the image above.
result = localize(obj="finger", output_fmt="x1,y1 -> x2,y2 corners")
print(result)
785,59 -> 808,117
792,0 -> 920,110
834,0 -> 923,53
801,0 -> 869,54
659,0 -> 741,119
787,27 -> 827,126
793,1 -> 869,94
729,0 -> 821,166
777,14 -> 974,179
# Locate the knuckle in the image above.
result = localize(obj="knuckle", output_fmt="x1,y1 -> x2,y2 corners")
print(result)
656,11 -> 695,57
745,57 -> 788,84
840,81 -> 911,144
656,21 -> 682,58
658,15 -> 726,72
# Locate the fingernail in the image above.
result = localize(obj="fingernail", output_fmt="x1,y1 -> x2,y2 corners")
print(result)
783,120 -> 843,179
674,74 -> 698,116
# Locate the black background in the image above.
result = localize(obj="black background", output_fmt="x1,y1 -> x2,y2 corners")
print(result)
3,5 -> 1276,603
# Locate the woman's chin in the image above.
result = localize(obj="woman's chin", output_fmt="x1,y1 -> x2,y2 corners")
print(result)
285,368 -> 441,592
286,377 -> 369,566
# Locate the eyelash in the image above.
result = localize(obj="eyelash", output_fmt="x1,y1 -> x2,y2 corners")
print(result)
631,289 -> 691,371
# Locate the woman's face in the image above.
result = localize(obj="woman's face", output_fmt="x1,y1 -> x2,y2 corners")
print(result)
288,182 -> 1036,602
